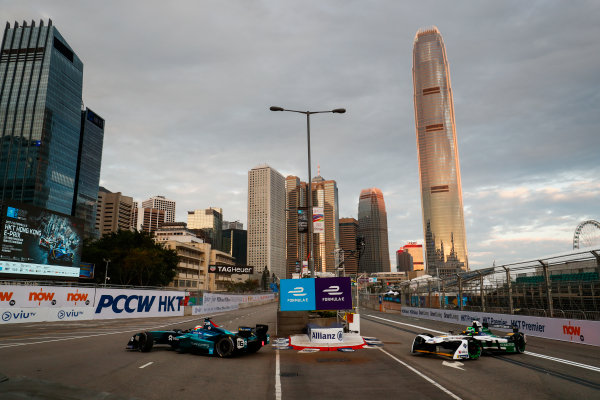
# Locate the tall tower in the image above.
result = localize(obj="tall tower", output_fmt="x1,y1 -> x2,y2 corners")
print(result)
247,164 -> 285,279
339,217 -> 359,275
142,195 -> 176,223
73,108 -> 105,238
311,172 -> 340,275
358,188 -> 390,273
285,173 -> 340,277
413,26 -> 468,276
0,20 -> 84,215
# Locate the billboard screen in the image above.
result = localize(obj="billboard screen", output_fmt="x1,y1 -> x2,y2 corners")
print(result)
0,201 -> 84,278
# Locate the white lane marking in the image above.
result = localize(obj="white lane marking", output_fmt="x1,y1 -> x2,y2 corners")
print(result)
364,314 -> 600,373
0,315 -> 225,349
442,361 -> 465,371
139,362 -> 153,369
364,314 -> 447,334
525,351 -> 600,373
275,349 -> 282,400
379,348 -> 462,400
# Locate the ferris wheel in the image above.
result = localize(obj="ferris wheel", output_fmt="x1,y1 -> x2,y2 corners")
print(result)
573,220 -> 600,249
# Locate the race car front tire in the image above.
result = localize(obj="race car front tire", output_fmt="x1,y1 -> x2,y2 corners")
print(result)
138,332 -> 154,353
215,336 -> 235,358
411,335 -> 427,354
514,334 -> 526,354
467,339 -> 482,360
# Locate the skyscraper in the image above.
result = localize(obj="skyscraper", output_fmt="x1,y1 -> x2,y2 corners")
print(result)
247,164 -> 285,279
285,173 -> 340,277
187,207 -> 223,251
358,188 -> 390,273
339,217 -> 359,275
1,21 -> 84,215
73,108 -> 104,238
413,26 -> 468,276
311,172 -> 340,275
142,195 -> 176,223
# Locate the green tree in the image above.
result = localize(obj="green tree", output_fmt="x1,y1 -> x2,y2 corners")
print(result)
82,230 -> 178,286
261,268 -> 269,290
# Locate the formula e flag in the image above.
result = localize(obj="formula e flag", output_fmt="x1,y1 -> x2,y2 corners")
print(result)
315,277 -> 352,310
280,278 -> 316,311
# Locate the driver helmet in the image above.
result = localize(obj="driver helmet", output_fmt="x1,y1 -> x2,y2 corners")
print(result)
472,321 -> 482,332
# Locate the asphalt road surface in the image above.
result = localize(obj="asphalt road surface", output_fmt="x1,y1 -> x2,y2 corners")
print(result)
1,302 -> 599,399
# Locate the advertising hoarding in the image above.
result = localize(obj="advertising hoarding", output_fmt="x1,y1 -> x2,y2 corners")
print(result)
401,306 -> 600,347
298,209 -> 308,233
315,277 -> 352,310
280,278 -> 316,311
0,201 -> 84,278
312,207 -> 324,233
93,289 -> 185,319
280,277 -> 353,311
0,285 -> 95,308
208,265 -> 254,274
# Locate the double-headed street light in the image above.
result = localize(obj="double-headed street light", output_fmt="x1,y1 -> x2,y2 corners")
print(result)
269,106 -> 346,278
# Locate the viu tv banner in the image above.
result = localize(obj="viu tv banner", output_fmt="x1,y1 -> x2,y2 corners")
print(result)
280,277 -> 352,311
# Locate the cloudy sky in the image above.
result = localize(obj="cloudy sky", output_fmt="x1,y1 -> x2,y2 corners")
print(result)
2,0 -> 599,269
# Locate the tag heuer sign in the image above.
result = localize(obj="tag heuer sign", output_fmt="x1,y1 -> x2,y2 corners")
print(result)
208,265 -> 254,274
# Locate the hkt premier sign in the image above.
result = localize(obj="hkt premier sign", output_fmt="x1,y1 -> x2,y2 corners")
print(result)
400,306 -> 600,347
208,265 -> 254,274
280,277 -> 352,311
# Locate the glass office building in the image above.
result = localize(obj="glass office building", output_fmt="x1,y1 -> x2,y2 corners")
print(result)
0,20 -> 84,216
358,188 -> 390,273
412,26 -> 468,276
73,108 -> 104,238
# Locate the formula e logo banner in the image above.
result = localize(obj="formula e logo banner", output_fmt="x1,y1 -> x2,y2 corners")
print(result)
315,277 -> 352,310
94,289 -> 184,319
280,279 -> 316,311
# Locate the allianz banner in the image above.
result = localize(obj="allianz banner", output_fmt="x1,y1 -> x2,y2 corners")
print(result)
93,289 -> 185,319
280,277 -> 352,311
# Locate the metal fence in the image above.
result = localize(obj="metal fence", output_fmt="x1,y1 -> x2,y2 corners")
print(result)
370,249 -> 600,321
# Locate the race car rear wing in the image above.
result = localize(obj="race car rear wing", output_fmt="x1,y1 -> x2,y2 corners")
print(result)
482,322 -> 519,333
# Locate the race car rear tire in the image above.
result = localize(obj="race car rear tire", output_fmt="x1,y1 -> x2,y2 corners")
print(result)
467,340 -> 482,360
215,336 -> 235,358
138,332 -> 154,353
247,341 -> 262,353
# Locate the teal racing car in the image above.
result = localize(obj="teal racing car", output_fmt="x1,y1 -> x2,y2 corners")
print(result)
127,318 -> 269,357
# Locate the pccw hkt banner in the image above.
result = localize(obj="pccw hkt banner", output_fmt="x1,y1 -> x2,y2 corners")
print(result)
280,277 -> 352,311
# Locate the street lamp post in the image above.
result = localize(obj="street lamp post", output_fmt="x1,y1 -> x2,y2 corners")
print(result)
103,258 -> 111,287
270,106 -> 346,278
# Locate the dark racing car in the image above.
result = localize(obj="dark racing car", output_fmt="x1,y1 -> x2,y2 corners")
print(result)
411,321 -> 526,360
127,318 -> 269,357
48,245 -> 74,264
